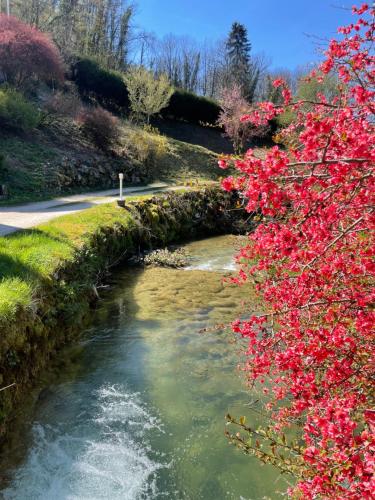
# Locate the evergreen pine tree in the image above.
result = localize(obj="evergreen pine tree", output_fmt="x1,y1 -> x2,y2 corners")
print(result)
225,22 -> 258,102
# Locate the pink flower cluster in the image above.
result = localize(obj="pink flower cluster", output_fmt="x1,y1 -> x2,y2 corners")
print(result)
223,4 -> 375,498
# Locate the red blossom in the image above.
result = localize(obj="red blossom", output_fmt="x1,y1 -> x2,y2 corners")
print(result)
221,176 -> 235,191
222,5 -> 375,498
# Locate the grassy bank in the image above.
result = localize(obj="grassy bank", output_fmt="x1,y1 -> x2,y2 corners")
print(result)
0,187 -> 248,438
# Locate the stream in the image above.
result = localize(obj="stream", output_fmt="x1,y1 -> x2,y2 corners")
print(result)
0,236 -> 284,499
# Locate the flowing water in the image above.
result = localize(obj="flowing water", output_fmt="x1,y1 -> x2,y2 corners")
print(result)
0,236 -> 285,500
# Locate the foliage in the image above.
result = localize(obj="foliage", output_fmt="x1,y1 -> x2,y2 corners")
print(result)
0,88 -> 40,131
218,84 -> 269,154
124,67 -> 173,123
274,108 -> 295,129
124,125 -> 168,172
263,74 -> 284,105
78,106 -> 120,150
275,74 -> 340,129
162,89 -> 221,126
73,57 -> 129,111
8,1 -> 232,100
44,90 -> 82,119
0,14 -> 63,88
73,58 -> 220,125
221,5 -> 375,498
297,73 -> 339,103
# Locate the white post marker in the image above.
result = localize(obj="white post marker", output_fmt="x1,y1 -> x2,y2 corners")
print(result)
118,173 -> 125,207
119,173 -> 124,200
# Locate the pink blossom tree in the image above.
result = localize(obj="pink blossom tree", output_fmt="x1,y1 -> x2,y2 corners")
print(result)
218,83 -> 269,154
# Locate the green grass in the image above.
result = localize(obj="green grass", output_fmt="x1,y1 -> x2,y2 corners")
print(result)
0,137 -> 58,203
119,121 -> 220,184
0,201 -> 136,325
0,278 -> 32,320
159,137 -> 218,183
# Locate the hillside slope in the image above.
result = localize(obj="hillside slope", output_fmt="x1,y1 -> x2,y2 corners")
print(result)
0,118 -> 225,204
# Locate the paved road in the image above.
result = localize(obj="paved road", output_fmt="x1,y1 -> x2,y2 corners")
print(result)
0,183 -> 176,236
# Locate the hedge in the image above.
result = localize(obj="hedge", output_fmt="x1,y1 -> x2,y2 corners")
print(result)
72,58 -> 129,111
72,59 -> 221,126
162,89 -> 221,126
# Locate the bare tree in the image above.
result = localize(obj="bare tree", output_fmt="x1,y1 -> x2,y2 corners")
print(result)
199,39 -> 227,98
9,0 -> 137,70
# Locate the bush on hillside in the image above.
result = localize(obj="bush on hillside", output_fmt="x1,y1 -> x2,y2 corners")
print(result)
72,58 -> 129,111
44,90 -> 82,119
78,106 -> 120,150
124,67 -> 173,124
161,89 -> 221,126
0,14 -> 63,88
218,84 -> 271,153
0,89 -> 40,131
123,125 -> 168,173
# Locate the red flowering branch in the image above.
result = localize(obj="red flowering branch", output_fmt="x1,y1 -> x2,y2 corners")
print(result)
222,4 -> 375,499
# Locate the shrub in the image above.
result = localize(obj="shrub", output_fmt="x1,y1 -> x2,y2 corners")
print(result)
0,14 -> 63,88
222,5 -> 374,498
124,125 -> 168,172
73,58 -> 129,111
275,75 -> 339,130
0,88 -> 40,131
72,58 -> 220,126
78,106 -> 120,150
44,90 -> 82,119
161,89 -> 221,126
218,84 -> 270,153
124,67 -> 173,123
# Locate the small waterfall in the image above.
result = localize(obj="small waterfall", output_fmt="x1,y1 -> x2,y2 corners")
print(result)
3,385 -> 166,500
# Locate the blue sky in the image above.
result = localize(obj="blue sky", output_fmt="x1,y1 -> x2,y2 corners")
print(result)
134,0 -> 355,69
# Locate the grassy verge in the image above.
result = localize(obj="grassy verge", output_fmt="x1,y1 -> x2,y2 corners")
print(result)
0,202 -> 134,320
